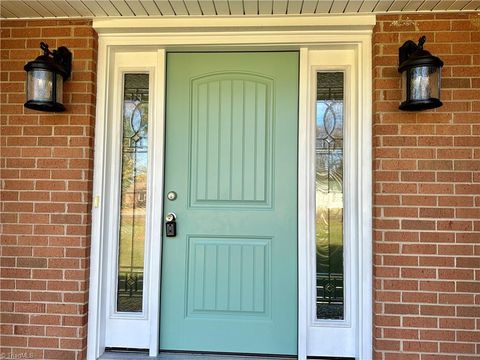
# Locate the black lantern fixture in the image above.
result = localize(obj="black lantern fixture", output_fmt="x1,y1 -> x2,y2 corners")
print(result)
24,42 -> 72,112
398,36 -> 443,111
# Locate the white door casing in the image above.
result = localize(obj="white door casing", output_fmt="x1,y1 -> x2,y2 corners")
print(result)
101,50 -> 162,349
88,48 -> 166,353
88,16 -> 373,360
301,48 -> 367,357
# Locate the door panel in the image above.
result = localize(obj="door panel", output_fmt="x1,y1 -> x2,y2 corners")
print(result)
190,73 -> 272,207
160,52 -> 298,355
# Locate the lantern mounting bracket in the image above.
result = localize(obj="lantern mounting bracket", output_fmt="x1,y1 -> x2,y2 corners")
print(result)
39,42 -> 72,80
399,36 -> 425,66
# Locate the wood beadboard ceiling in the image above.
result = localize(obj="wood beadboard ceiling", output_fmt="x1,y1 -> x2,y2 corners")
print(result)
1,0 -> 479,18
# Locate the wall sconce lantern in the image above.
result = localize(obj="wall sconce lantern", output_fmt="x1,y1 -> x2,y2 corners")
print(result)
24,42 -> 72,112
398,36 -> 443,111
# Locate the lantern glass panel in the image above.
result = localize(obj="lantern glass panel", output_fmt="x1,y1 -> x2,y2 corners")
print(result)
401,71 -> 408,103
405,65 -> 440,101
27,69 -> 53,102
55,73 -> 63,104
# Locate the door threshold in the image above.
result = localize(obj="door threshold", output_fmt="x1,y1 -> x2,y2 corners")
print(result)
100,350 -> 295,360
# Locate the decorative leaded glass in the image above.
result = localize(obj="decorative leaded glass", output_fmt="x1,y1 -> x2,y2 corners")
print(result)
116,73 -> 149,313
315,72 -> 344,320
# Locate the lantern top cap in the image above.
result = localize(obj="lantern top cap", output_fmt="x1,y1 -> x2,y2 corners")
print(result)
398,36 -> 444,73
24,42 -> 72,79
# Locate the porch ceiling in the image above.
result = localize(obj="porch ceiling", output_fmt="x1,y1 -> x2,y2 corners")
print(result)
1,0 -> 479,19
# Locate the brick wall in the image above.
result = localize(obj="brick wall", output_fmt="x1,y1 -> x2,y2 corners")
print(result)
0,20 -> 97,360
373,13 -> 480,360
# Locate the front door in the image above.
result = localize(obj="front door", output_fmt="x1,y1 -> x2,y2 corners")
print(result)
160,52 -> 299,355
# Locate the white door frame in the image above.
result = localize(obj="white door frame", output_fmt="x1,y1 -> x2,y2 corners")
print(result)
88,15 -> 374,360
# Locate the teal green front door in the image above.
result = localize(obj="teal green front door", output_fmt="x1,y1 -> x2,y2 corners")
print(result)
160,52 -> 298,355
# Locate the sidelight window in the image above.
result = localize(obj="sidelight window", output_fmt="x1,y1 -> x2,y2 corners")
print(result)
315,72 -> 345,320
116,73 -> 149,313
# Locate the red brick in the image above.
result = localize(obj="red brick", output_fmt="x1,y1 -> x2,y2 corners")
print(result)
384,231 -> 418,242
454,136 -> 480,147
456,232 -> 480,243
439,269 -> 474,280
419,208 -> 454,218
420,280 -> 455,292
439,318 -> 475,330
401,125 -> 435,135
454,160 -> 480,171
31,291 -> 62,302
419,183 -> 454,194
16,257 -> 47,268
30,314 -> 61,325
457,307 -> 480,317
375,195 -> 401,206
419,232 -> 454,243
456,281 -> 480,293
383,328 -> 419,339
401,220 -> 436,231
1,335 -> 28,347
375,315 -> 401,327
383,255 -> 418,266
402,316 -> 438,328
438,196 -> 474,207
420,329 -> 455,341
28,336 -> 59,348
43,350 -> 76,360
456,257 -> 480,268
62,315 -> 87,326
14,325 -> 45,336
439,293 -> 475,304
48,258 -> 80,269
383,279 -> 418,292
417,136 -> 453,147
438,148 -> 473,159
456,330 -> 480,343
375,339 -> 401,351
375,170 -> 400,181
420,305 -> 455,316
402,195 -> 436,206
419,257 -> 455,269
449,246 -> 475,260
384,207 -> 418,218
401,292 -> 437,303
421,161 -> 454,173
437,220 -> 472,231
401,172 -> 435,182
0,313 -> 30,325
403,340 -> 438,353
456,184 -> 480,194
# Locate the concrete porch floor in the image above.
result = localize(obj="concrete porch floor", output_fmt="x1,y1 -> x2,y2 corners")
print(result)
100,351 -> 295,360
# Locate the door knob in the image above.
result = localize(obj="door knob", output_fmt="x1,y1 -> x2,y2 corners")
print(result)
165,212 -> 176,222
165,213 -> 177,237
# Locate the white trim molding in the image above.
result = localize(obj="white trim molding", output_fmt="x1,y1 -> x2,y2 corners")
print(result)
88,15 -> 374,360
93,15 -> 376,34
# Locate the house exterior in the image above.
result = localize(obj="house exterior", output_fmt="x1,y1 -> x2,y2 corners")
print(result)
1,2 -> 479,360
